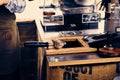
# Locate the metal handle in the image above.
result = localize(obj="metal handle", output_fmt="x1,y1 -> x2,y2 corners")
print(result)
24,41 -> 49,48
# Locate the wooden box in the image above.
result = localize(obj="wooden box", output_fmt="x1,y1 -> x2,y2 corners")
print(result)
46,63 -> 119,80
45,53 -> 120,80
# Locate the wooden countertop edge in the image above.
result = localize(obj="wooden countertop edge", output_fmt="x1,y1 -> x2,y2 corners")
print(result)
48,57 -> 120,67
46,47 -> 97,55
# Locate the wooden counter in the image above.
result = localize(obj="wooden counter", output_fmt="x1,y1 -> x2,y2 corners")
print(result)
34,17 -> 120,80
47,52 -> 120,67
44,36 -> 120,67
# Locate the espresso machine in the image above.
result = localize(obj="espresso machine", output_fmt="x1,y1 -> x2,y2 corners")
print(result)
38,0 -> 105,39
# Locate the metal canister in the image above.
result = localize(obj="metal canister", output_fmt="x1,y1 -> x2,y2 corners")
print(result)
74,0 -> 95,6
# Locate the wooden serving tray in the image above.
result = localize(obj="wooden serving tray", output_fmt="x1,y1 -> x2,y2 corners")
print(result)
45,36 -> 97,55
99,48 -> 120,57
